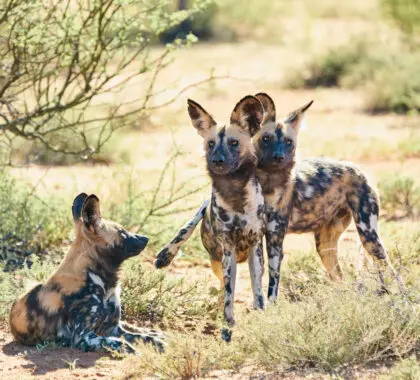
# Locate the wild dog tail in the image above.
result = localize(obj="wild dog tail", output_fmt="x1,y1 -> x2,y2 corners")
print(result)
347,174 -> 406,293
155,200 -> 209,268
347,176 -> 386,261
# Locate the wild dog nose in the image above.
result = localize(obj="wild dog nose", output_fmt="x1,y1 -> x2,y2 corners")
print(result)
273,152 -> 285,161
134,234 -> 149,250
212,158 -> 225,164
212,154 -> 225,165
125,234 -> 149,256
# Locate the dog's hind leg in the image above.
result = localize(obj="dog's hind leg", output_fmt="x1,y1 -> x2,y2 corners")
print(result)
155,200 -> 209,268
210,258 -> 224,288
349,182 -> 406,293
314,211 -> 351,282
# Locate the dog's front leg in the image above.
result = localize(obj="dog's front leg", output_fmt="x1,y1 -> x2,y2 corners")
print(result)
221,243 -> 237,326
76,330 -> 137,353
266,210 -> 288,302
248,241 -> 265,310
110,325 -> 166,352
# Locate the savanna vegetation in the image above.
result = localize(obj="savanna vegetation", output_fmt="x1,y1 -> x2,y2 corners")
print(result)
0,0 -> 419,379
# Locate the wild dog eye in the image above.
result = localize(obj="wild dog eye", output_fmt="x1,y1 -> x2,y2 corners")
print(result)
119,230 -> 128,239
229,139 -> 239,147
208,140 -> 215,148
262,135 -> 270,143
285,139 -> 293,146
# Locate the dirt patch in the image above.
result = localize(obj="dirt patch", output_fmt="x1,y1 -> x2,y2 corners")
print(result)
0,325 -> 122,380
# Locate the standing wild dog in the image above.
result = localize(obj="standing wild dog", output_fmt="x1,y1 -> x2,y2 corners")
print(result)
156,96 -> 266,326
10,193 -> 165,353
253,93 -> 406,297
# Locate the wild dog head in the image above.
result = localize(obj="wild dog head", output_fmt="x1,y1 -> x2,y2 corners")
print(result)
72,193 -> 149,266
253,93 -> 313,171
187,96 -> 264,176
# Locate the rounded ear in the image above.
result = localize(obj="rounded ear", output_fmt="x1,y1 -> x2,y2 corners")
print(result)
284,100 -> 314,130
230,95 -> 264,137
81,194 -> 101,230
72,193 -> 88,221
187,99 -> 217,138
255,93 -> 276,123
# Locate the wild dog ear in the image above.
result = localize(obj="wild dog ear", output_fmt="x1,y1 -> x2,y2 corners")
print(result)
81,194 -> 101,230
72,193 -> 88,221
187,99 -> 217,138
230,95 -> 264,137
255,93 -> 276,123
284,100 -> 313,131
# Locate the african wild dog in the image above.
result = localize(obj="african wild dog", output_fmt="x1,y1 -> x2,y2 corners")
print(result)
10,193 -> 165,353
156,96 -> 266,327
253,93 -> 406,297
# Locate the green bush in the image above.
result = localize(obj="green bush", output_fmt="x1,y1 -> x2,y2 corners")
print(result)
124,283 -> 420,377
122,260 -> 219,328
286,38 -> 420,113
0,170 -> 69,270
382,356 -> 420,380
362,53 -> 420,113
381,0 -> 420,43
379,174 -> 420,219
287,40 -> 371,89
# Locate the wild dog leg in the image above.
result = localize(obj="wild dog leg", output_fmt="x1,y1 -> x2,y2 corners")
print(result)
155,200 -> 209,268
109,325 -> 166,352
248,241 -> 264,310
266,210 -> 288,302
221,243 -> 237,326
74,330 -> 137,353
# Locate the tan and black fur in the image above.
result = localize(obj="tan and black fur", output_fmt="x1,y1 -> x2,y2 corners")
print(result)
10,193 -> 165,353
253,93 -> 406,297
156,96 -> 266,327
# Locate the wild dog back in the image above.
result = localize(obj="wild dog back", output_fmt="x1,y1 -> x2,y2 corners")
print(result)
10,193 -> 164,353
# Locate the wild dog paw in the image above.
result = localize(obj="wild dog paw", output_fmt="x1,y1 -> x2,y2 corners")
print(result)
154,247 -> 173,268
221,328 -> 232,343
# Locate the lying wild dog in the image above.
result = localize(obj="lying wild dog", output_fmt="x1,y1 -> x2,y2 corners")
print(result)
156,96 -> 266,326
10,193 -> 165,353
253,93 -> 406,297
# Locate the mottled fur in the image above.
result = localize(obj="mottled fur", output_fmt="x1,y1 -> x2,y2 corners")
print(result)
10,193 -> 165,353
254,93 -> 406,296
156,97 -> 266,326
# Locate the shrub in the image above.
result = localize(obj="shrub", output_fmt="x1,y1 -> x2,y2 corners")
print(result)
244,286 -> 419,371
362,52 -> 420,113
378,174 -> 420,219
123,282 -> 420,377
286,40 -> 371,89
121,260 -> 219,328
0,170 -> 69,271
381,0 -> 420,43
286,37 -> 420,113
383,356 -> 420,380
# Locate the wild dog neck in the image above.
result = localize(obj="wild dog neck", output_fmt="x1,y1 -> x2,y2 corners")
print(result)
256,162 -> 296,210
210,156 -> 259,213
59,238 -> 122,291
